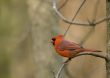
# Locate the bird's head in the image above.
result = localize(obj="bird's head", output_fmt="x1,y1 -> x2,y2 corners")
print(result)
51,35 -> 63,45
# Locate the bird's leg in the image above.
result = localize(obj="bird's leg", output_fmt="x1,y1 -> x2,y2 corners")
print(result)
63,58 -> 72,63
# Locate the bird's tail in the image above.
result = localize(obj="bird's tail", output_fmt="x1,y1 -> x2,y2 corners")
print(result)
83,49 -> 102,52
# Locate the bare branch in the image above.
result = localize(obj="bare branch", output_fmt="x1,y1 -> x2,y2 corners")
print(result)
54,58 -> 70,78
91,0 -> 100,23
63,0 -> 86,36
52,0 -> 110,26
95,16 -> 110,25
58,0 -> 69,10
54,52 -> 108,78
55,63 -> 66,78
74,53 -> 108,61
52,0 -> 91,26
52,0 -> 109,78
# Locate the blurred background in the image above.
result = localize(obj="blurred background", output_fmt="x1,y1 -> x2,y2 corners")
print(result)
0,0 -> 108,78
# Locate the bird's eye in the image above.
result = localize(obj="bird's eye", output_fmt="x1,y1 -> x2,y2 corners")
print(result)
52,38 -> 56,41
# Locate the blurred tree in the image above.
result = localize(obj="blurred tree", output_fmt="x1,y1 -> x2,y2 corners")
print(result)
8,0 -> 61,78
1,0 -> 61,78
1,0 -> 31,78
27,0 -> 62,78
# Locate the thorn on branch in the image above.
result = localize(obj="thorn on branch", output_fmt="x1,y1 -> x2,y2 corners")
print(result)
87,18 -> 96,26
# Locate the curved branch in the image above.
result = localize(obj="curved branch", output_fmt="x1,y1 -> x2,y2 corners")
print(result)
74,53 -> 108,61
54,53 -> 109,78
52,0 -> 90,26
55,63 -> 66,78
53,58 -> 69,78
52,0 -> 110,26
58,0 -> 69,10
63,0 -> 86,36
95,16 -> 110,25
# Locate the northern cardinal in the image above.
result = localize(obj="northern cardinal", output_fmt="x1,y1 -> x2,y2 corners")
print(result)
51,35 -> 101,58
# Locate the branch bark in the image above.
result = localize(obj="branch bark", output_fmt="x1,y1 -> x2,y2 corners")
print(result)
54,53 -> 108,78
106,1 -> 110,78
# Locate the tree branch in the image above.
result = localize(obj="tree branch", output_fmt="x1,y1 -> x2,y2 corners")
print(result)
54,53 -> 109,78
52,0 -> 110,26
58,0 -> 69,10
106,1 -> 110,78
63,0 -> 86,36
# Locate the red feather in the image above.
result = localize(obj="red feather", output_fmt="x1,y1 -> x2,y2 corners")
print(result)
51,35 -> 102,58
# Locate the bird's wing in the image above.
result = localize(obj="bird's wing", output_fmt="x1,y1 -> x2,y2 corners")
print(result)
58,40 -> 83,51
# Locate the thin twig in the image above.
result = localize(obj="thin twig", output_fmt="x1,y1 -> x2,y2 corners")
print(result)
52,0 -> 90,26
86,0 -> 100,25
52,0 -> 110,26
54,58 -> 70,78
74,53 -> 108,61
63,0 -> 86,37
95,16 -> 110,25
91,0 -> 100,23
80,27 -> 95,45
55,63 -> 66,78
58,0 -> 69,10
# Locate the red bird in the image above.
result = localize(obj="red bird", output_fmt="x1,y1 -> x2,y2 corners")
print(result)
51,35 -> 101,58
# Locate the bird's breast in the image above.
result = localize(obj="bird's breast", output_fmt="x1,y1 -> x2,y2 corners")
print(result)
55,48 -> 71,57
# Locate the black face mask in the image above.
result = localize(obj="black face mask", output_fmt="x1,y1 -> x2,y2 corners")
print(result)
52,38 -> 56,45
